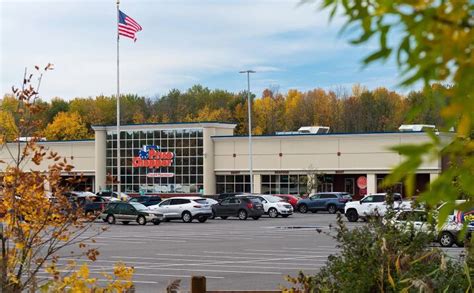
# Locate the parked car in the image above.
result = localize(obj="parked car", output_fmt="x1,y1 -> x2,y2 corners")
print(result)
390,207 -> 473,247
148,197 -> 212,223
345,193 -> 411,222
212,196 -> 264,220
390,209 -> 433,233
64,191 -> 107,216
297,192 -> 352,214
128,196 -> 162,207
96,190 -> 130,201
217,192 -> 245,202
205,198 -> 219,219
236,194 -> 293,218
276,194 -> 300,209
100,202 -> 163,225
436,201 -> 474,247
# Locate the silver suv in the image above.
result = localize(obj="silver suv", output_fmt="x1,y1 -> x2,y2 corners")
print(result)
148,196 -> 212,223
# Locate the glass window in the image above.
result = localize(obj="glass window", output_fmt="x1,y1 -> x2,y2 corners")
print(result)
106,128 -> 203,194
170,199 -> 190,205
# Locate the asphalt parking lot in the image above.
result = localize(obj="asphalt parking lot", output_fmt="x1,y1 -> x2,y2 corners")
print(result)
42,213 -> 465,292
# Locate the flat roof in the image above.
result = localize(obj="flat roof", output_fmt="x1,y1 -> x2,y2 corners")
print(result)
211,130 -> 453,139
92,121 -> 236,131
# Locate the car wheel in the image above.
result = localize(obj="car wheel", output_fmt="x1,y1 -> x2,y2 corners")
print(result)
121,221 -> 129,225
282,214 -> 290,218
252,216 -> 260,220
182,211 -> 192,223
198,216 -> 208,223
298,204 -> 308,213
220,216 -> 228,220
106,215 -> 115,224
238,210 -> 248,220
268,208 -> 278,218
327,204 -> 337,214
153,220 -> 161,225
346,209 -> 359,222
137,215 -> 147,225
439,232 -> 455,247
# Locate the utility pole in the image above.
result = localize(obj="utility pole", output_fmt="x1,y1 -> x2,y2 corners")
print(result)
239,70 -> 256,193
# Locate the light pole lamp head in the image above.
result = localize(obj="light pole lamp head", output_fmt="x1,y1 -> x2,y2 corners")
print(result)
239,70 -> 256,74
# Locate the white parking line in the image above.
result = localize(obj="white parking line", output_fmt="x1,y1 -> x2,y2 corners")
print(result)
244,249 -> 339,253
108,256 -> 323,270
153,253 -> 285,260
52,260 -> 283,275
55,258 -> 299,275
79,236 -> 188,243
39,276 -> 158,284
202,251 -> 334,257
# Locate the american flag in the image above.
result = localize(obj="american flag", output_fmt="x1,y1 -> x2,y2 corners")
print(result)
118,10 -> 142,41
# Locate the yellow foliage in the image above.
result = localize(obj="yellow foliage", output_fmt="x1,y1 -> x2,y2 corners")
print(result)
41,262 -> 134,292
0,110 -> 18,142
1,71 -> 135,292
43,111 -> 90,140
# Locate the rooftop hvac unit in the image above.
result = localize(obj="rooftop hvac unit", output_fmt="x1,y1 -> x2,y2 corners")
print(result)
398,124 -> 436,132
297,126 -> 330,134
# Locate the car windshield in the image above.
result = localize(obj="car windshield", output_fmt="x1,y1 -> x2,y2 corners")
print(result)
341,194 -> 352,199
130,202 -> 147,211
265,196 -> 283,203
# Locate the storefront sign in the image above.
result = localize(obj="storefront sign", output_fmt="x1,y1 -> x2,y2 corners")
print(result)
132,145 -> 174,168
146,173 -> 175,178
357,176 -> 367,189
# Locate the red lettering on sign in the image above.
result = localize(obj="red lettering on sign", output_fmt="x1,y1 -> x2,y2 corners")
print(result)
132,150 -> 174,168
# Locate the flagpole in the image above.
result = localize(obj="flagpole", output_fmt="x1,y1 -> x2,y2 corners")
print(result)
116,0 -> 121,198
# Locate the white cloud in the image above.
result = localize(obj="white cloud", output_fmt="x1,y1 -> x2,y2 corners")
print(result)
1,0 -> 400,100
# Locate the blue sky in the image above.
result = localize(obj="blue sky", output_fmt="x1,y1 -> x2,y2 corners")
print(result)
1,0 -> 405,101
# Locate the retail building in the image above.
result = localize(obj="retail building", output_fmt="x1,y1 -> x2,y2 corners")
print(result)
0,122 -> 446,199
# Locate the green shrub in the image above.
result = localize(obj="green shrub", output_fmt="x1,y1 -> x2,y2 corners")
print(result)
284,212 -> 472,292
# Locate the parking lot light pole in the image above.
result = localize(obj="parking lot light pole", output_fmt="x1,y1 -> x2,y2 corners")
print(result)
239,70 -> 256,194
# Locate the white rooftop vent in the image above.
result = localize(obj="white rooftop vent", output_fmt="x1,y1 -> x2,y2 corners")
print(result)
398,124 -> 436,132
297,126 -> 330,134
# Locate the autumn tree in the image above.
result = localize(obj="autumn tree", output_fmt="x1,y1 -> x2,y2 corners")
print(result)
46,97 -> 69,123
43,111 -> 90,140
284,89 -> 310,131
0,66 -> 134,292
0,111 -> 18,142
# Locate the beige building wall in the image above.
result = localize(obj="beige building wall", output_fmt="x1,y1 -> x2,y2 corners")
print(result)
0,140 -> 95,174
213,132 -> 442,174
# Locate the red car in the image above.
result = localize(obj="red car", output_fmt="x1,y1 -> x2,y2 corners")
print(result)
276,194 -> 300,209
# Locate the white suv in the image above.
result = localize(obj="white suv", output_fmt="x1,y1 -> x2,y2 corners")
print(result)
345,193 -> 411,222
237,194 -> 293,218
148,196 -> 212,223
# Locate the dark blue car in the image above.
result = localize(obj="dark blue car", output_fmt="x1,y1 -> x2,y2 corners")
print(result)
297,192 -> 352,214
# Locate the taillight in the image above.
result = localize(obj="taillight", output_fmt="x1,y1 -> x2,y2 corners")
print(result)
247,203 -> 253,209
193,205 -> 202,208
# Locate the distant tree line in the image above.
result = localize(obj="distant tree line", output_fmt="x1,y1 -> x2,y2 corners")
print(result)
0,84 -> 446,141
